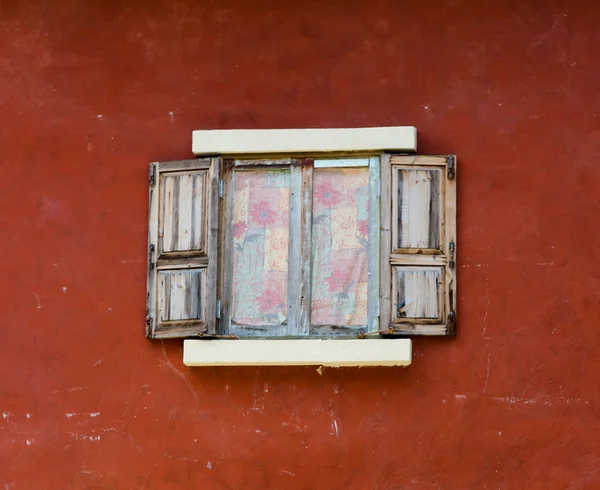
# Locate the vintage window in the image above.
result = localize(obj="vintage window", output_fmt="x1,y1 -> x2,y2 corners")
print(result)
146,152 -> 456,341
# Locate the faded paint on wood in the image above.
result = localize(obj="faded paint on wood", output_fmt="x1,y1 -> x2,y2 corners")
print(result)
147,159 -> 217,339
219,160 -> 236,335
205,157 -> 220,334
380,154 -> 457,336
444,156 -> 457,335
160,170 -> 207,254
158,269 -> 206,323
286,164 -> 303,334
379,154 -> 392,333
146,163 -> 160,338
314,158 -> 370,168
391,267 -> 442,320
299,161 -> 314,336
367,156 -> 380,333
394,168 -> 442,251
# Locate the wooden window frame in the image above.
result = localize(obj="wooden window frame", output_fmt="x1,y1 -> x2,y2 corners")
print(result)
218,156 -> 381,339
147,152 -> 456,341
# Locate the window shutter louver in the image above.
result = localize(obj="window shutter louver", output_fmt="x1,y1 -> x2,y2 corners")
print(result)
380,154 -> 456,335
146,158 -> 220,339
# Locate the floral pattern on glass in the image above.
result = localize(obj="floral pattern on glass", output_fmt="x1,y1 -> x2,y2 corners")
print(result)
231,170 -> 290,326
311,167 -> 370,326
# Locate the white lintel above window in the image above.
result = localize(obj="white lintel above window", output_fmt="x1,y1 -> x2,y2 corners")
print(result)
192,126 -> 417,156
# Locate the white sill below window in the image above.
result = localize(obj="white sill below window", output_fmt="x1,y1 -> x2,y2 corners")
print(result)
183,339 -> 412,367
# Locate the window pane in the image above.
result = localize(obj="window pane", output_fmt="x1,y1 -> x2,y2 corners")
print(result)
311,167 -> 369,326
231,170 -> 290,326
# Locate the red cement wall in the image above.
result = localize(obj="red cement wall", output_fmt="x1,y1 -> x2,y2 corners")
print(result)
1,1 -> 600,488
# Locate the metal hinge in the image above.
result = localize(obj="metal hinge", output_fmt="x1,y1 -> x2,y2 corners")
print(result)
148,244 -> 155,270
446,155 -> 455,180
449,241 -> 455,269
218,180 -> 224,198
216,300 -> 221,319
447,311 -> 456,336
145,316 -> 153,337
149,163 -> 157,187
376,298 -> 380,318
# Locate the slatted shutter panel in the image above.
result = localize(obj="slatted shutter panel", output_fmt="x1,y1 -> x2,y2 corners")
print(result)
380,154 -> 456,335
146,158 -> 220,339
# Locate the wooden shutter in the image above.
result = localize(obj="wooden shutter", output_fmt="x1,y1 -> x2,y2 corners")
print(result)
146,158 -> 220,339
380,154 -> 456,335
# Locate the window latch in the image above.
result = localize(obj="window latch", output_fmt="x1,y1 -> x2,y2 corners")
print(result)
449,241 -> 455,269
446,155 -> 455,180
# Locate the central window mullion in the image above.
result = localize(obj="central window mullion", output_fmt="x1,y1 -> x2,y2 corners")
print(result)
286,162 -> 306,336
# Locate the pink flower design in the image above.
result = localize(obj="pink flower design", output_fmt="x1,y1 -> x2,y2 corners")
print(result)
256,289 -> 281,312
314,181 -> 341,207
357,219 -> 369,236
326,270 -> 351,292
250,201 -> 276,227
233,220 -> 248,239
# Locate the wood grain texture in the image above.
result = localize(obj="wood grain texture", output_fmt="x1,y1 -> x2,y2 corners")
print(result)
313,158 -> 369,168
391,267 -> 443,320
286,163 -> 303,335
147,159 -> 218,339
367,156 -> 380,333
158,269 -> 205,322
390,155 -> 446,166
299,161 -> 314,336
205,157 -> 220,334
393,167 -> 442,252
219,160 -> 235,335
379,153 -> 392,333
146,162 -> 160,338
444,155 -> 457,335
160,170 -> 207,254
382,155 -> 456,335
159,159 -> 211,172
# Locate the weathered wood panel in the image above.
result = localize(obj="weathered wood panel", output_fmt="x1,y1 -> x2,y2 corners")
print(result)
287,164 -> 302,334
299,161 -> 314,335
379,153 -> 392,332
158,268 -> 206,323
444,156 -> 457,335
394,168 -> 442,251
367,156 -> 380,333
160,170 -> 207,254
147,159 -> 219,339
391,267 -> 443,320
205,157 -> 220,334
